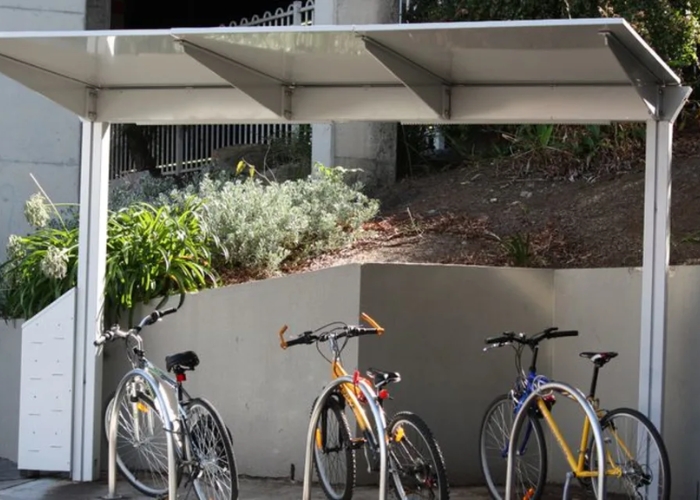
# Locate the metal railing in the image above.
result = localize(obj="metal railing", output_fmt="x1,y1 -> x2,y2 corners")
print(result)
109,0 -> 315,179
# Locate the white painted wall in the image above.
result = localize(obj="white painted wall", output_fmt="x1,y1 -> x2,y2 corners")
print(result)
0,0 -> 84,263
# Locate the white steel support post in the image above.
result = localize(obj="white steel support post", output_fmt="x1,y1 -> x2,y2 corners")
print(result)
311,0 -> 336,173
637,83 -> 690,434
638,119 -> 672,432
72,119 -> 110,481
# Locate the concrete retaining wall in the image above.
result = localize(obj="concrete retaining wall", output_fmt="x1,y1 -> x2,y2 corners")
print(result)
2,262 -> 700,493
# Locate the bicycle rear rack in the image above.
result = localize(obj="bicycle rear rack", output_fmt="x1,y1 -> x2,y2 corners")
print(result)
504,380 -> 607,500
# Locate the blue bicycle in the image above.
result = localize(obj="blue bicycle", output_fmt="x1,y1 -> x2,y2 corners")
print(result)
478,327 -> 670,500
478,327 -> 578,500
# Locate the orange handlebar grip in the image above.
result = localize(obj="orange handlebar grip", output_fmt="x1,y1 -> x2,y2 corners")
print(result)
361,312 -> 385,335
279,325 -> 289,349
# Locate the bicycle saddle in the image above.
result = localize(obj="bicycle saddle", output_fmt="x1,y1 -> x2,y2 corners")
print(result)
165,350 -> 200,373
366,368 -> 401,389
579,351 -> 618,367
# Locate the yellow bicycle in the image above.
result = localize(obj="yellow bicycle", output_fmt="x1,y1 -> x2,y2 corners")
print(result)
279,313 -> 449,500
479,328 -> 670,499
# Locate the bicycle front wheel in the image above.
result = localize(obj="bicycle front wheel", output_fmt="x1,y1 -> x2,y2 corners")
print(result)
588,407 -> 670,499
479,394 -> 547,500
387,411 -> 449,500
186,398 -> 239,500
104,373 -> 179,497
311,396 -> 356,500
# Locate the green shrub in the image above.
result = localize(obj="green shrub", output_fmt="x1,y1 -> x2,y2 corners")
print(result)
0,193 -> 217,321
1,164 -> 379,320
105,198 -> 218,314
165,163 -> 379,275
109,174 -> 178,212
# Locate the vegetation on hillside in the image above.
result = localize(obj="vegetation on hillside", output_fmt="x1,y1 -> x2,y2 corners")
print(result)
0,163 -> 378,321
398,0 -> 700,179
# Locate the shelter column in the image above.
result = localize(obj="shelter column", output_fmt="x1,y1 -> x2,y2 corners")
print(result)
71,120 -> 110,481
638,118 -> 672,431
312,0 -> 399,187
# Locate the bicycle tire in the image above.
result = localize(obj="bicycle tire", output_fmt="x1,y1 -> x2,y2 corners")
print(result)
103,375 -> 181,497
185,397 -> 239,500
479,394 -> 547,500
387,411 -> 450,499
587,407 -> 671,500
310,396 -> 356,500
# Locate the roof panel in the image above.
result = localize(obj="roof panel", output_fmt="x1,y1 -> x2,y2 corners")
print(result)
0,19 -> 683,123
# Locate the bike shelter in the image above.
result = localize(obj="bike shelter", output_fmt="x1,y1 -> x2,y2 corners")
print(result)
0,18 -> 688,493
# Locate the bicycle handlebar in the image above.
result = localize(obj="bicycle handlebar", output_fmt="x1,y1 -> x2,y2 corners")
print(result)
279,312 -> 384,350
483,327 -> 578,351
94,294 -> 184,347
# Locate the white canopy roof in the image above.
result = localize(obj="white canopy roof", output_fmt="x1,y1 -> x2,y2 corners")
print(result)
0,18 -> 684,124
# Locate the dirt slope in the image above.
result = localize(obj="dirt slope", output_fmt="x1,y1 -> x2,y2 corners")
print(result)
301,149 -> 700,272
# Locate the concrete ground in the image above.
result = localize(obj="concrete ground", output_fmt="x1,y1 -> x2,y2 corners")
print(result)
0,476 -> 587,500
0,477 -> 496,499
0,457 -> 585,499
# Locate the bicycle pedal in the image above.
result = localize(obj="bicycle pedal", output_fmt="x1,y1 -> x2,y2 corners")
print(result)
350,438 -> 366,449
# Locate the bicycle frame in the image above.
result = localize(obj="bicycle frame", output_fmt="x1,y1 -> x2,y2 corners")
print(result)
115,333 -> 198,462
510,366 -> 626,480
331,355 -> 375,432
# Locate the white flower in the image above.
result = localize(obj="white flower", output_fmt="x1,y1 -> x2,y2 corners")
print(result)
6,235 -> 25,260
24,193 -> 50,229
40,246 -> 69,280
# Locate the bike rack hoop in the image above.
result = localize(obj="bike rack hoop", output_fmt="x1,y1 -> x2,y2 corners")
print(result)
104,368 -> 179,500
302,375 -> 389,500
504,381 -> 606,500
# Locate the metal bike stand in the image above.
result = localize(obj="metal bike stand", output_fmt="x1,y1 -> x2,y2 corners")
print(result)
302,375 -> 389,500
103,368 -> 178,499
504,381 -> 606,500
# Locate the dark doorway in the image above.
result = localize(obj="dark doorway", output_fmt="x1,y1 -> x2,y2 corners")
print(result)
113,0 -> 296,29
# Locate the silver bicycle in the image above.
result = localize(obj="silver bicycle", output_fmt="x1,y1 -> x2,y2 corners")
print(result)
96,294 -> 238,499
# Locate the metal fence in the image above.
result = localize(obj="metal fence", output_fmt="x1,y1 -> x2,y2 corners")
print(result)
109,0 -> 315,179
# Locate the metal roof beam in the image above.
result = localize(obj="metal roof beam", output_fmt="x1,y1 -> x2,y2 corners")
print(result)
175,38 -> 292,119
601,31 -> 690,121
0,51 -> 92,118
361,35 -> 451,120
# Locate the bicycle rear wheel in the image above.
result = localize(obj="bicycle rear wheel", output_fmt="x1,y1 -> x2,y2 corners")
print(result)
104,373 -> 179,497
587,407 -> 670,499
186,398 -> 239,500
387,411 -> 449,500
479,394 -> 547,500
311,396 -> 356,500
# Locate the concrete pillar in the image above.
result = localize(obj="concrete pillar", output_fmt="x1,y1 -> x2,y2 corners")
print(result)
86,0 -> 111,29
311,0 -> 399,188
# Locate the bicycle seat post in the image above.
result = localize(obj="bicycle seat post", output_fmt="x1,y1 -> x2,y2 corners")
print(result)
589,364 -> 600,399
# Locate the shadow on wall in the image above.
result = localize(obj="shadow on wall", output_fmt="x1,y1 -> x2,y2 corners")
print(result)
357,264 -> 555,485
664,266 -> 700,499
0,321 -> 22,463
